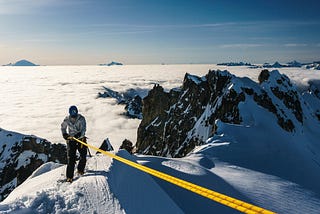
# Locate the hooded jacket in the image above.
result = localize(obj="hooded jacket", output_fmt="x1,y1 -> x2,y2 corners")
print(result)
61,114 -> 86,138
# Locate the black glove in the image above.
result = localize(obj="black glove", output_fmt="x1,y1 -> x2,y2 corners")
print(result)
74,132 -> 81,139
63,133 -> 70,140
80,136 -> 87,143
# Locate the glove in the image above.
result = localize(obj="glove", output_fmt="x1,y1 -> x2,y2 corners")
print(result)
63,133 -> 70,140
74,132 -> 81,139
79,136 -> 87,143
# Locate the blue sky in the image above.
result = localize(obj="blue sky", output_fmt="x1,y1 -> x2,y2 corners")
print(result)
0,0 -> 319,65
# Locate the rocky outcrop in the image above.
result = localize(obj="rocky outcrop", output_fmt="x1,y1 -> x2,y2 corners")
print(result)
124,95 -> 143,119
96,138 -> 114,154
98,87 -> 146,119
136,69 -> 314,158
0,129 -> 67,201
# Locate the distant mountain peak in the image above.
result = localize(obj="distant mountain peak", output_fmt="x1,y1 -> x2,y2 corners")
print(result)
99,61 -> 123,66
3,59 -> 38,66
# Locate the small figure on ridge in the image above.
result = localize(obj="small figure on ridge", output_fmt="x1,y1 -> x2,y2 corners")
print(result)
61,105 -> 87,182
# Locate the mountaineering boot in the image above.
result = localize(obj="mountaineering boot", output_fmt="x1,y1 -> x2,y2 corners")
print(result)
66,178 -> 73,183
77,170 -> 84,176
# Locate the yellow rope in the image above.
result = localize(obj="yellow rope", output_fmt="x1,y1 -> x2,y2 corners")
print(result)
72,137 -> 276,214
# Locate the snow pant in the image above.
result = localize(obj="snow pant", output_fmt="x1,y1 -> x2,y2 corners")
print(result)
66,139 -> 87,179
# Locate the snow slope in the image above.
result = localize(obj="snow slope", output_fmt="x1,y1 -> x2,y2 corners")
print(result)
1,149 -> 320,213
0,151 -> 183,214
136,151 -> 320,213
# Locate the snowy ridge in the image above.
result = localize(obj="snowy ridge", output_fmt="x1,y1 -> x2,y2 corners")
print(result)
4,145 -> 320,213
0,152 -> 183,213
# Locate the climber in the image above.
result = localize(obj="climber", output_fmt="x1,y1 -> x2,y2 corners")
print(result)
61,105 -> 87,183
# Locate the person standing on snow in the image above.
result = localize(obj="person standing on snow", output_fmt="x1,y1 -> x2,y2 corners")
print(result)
61,105 -> 87,182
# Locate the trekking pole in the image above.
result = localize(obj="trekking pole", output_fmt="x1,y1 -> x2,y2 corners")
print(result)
85,136 -> 92,157
87,147 -> 92,157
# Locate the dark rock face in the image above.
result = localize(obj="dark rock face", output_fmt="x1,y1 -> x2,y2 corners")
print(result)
136,69 -> 309,157
258,69 -> 270,84
125,95 -> 143,119
137,71 -> 244,157
0,129 -> 67,201
96,138 -> 114,154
